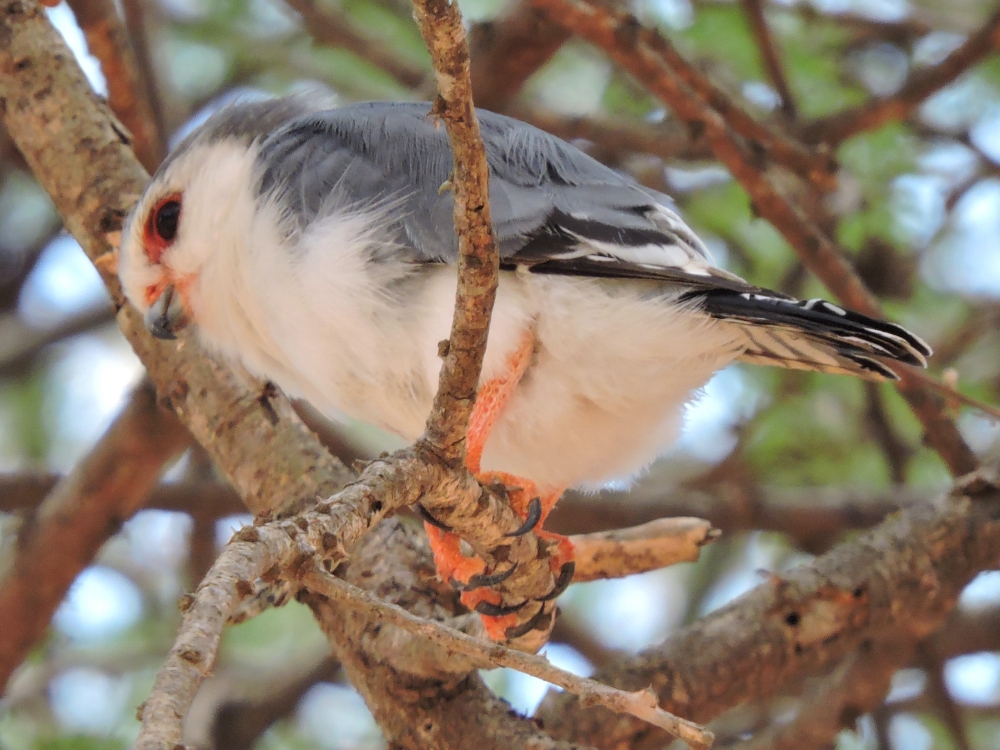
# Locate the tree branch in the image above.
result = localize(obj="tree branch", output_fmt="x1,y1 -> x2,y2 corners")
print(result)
0,382 -> 190,691
302,564 -> 714,749
65,0 -> 164,171
802,6 -> 1000,146
280,0 -> 426,89
411,0 -> 498,464
740,0 -> 796,119
536,470 -> 1000,748
469,0 -> 570,111
731,638 -> 911,750
0,304 -> 115,379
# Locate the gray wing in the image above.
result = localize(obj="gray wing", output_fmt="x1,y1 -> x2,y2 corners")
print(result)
252,101 -> 740,289
248,100 -> 930,379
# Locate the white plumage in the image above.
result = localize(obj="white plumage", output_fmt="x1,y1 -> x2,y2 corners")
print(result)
119,98 -> 930,496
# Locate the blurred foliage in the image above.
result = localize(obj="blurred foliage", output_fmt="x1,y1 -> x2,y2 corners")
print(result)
1,0 -> 1000,748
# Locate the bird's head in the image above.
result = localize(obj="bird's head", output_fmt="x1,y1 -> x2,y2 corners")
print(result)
118,96 -> 323,340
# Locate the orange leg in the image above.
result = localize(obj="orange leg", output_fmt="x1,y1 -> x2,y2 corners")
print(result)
422,331 -> 576,640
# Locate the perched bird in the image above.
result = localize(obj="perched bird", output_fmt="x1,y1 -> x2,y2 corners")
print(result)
119,97 -> 931,639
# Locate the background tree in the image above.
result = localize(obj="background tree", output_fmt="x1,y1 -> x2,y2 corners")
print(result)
1,0 -> 1000,748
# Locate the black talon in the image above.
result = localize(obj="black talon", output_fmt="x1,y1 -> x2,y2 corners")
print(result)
465,563 -> 518,590
539,561 -> 575,601
416,503 -> 451,532
504,497 -> 542,537
504,603 -> 554,640
475,598 -> 528,617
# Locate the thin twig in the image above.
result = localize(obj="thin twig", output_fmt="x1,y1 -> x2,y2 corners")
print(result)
910,369 -> 1000,423
741,0 -> 796,119
917,643 -> 972,750
281,0 -> 426,88
411,0 -> 499,464
302,565 -> 715,750
571,517 -> 718,582
802,6 -> 1000,145
635,14 -> 834,189
119,0 -> 167,148
508,102 -> 714,161
0,304 -> 115,379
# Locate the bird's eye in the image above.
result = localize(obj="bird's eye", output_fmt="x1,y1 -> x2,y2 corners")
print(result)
143,193 -> 182,264
155,200 -> 180,242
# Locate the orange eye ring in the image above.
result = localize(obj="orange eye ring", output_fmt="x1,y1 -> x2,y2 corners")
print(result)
143,193 -> 182,264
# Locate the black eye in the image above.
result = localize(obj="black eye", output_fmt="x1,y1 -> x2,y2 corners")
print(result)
154,199 -> 181,242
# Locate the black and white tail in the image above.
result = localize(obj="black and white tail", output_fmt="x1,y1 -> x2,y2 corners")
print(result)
695,291 -> 932,381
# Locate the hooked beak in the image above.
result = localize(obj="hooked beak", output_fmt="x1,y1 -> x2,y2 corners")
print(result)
144,283 -> 189,340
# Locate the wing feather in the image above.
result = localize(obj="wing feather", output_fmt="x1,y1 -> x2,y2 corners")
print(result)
246,99 -> 930,381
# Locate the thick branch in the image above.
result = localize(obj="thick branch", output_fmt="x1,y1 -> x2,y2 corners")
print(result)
537,471 -> 1000,747
0,382 -> 190,691
733,639 -> 911,750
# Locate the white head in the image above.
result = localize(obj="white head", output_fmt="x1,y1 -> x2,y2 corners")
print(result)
118,97 -> 321,340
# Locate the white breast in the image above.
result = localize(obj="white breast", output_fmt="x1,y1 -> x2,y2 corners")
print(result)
194,206 -> 745,493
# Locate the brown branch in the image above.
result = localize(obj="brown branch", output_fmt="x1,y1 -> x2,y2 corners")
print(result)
302,564 -> 714,748
119,0 -> 166,147
0,472 -> 924,553
529,0 -> 979,477
551,480 -> 922,551
571,517 -> 718,582
309,520 -> 593,750
411,0 -> 498,464
508,102 -> 714,161
917,643 -> 973,750
740,0 -> 796,119
0,382 -> 190,691
281,0 -> 426,89
65,0 -> 164,171
802,6 -> 1000,146
469,0 -> 570,111
796,5 -> 932,46
634,17 -> 834,190
732,638 -> 912,750
536,470 -> 1000,747
863,382 -> 912,484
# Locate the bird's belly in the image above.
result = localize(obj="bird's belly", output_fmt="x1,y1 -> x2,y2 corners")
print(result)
478,276 -> 744,492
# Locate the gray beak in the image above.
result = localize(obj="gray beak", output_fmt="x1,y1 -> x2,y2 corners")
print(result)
144,283 -> 188,340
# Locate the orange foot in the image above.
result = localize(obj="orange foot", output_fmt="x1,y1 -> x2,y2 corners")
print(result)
423,474 -> 575,641
421,330 -> 576,640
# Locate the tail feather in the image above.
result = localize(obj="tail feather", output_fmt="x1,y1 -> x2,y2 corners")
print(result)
694,291 -> 932,382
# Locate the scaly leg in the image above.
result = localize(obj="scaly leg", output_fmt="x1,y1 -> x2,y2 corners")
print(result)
421,331 -> 576,640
